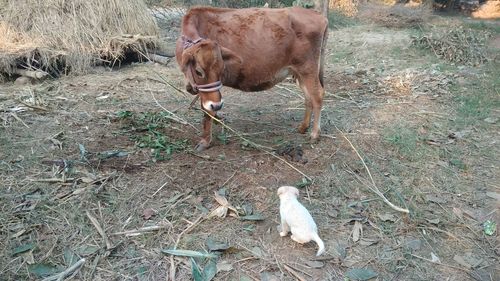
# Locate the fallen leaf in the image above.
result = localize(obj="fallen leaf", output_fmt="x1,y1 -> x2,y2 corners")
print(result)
12,243 -> 36,256
405,239 -> 422,251
239,214 -> 265,221
206,238 -> 230,252
483,220 -> 496,236
161,249 -> 217,259
453,255 -> 472,269
352,221 -> 363,242
345,268 -> 378,280
260,271 -> 280,281
216,261 -> 233,273
305,260 -> 324,268
425,195 -> 447,204
76,245 -> 99,256
485,192 -> 500,201
28,263 -> 60,278
377,213 -> 397,222
142,208 -> 156,220
209,192 -> 238,218
426,218 -> 440,225
328,209 -> 339,218
430,252 -> 441,263
191,258 -> 203,281
483,117 -> 498,124
203,257 -> 217,281
251,246 -> 265,258
452,207 -> 463,220
359,238 -> 379,246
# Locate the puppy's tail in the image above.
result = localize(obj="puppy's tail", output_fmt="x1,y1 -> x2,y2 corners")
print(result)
312,232 -> 325,256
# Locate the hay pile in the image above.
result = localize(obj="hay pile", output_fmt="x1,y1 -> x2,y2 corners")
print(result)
411,26 -> 491,66
0,0 -> 159,76
358,2 -> 432,28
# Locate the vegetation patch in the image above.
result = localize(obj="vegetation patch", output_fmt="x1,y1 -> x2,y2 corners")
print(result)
411,26 -> 491,66
117,110 -> 188,160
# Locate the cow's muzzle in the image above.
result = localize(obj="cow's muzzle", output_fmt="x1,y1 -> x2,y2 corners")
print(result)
203,99 -> 224,112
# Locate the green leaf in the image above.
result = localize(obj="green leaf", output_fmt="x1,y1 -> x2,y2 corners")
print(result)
76,245 -> 100,256
12,243 -> 35,255
295,177 -> 312,189
97,150 -> 129,159
483,220 -> 496,236
63,248 -> 78,266
161,249 -> 217,259
203,257 -> 217,281
206,238 -> 230,252
191,258 -> 203,281
28,263 -> 59,277
345,268 -> 378,281
239,214 -> 265,221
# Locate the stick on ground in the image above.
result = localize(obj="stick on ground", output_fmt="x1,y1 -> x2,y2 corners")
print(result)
335,126 -> 409,213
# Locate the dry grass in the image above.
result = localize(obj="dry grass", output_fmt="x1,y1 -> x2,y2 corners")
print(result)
358,2 -> 433,28
329,0 -> 359,17
412,26 -> 491,66
0,0 -> 159,76
472,0 -> 500,19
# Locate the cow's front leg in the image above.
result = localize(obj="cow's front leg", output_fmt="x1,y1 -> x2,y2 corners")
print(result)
195,112 -> 213,151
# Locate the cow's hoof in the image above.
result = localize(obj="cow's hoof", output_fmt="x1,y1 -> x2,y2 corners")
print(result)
194,141 -> 209,152
310,134 -> 320,144
298,124 -> 309,134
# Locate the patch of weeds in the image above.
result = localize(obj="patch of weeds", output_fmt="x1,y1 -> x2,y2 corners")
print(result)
383,124 -> 436,161
464,20 -> 500,35
328,10 -> 358,30
116,110 -> 187,160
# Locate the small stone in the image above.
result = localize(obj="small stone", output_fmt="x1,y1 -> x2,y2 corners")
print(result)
14,76 -> 31,85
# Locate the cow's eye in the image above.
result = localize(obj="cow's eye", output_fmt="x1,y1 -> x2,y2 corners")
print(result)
195,68 -> 204,78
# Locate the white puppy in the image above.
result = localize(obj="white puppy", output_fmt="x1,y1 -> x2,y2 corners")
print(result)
277,186 -> 325,256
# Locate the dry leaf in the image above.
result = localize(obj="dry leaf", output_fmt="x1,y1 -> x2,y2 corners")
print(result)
352,221 -> 363,242
430,252 -> 441,263
210,192 -> 238,219
217,261 -> 233,273
377,213 -> 397,222
452,207 -> 463,220
142,208 -> 156,220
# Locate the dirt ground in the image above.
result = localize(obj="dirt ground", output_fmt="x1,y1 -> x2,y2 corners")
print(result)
1,8 -> 499,281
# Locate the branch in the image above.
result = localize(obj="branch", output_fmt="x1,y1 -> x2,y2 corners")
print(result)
336,126 -> 409,213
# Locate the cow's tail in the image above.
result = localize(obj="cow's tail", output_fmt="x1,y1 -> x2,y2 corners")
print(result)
319,17 -> 328,88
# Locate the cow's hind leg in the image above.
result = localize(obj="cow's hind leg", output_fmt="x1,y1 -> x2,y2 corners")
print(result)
297,74 -> 324,141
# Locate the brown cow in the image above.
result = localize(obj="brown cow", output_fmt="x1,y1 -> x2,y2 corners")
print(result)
175,6 -> 328,151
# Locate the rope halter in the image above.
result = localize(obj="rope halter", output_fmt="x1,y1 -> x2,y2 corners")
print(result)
182,36 -> 223,93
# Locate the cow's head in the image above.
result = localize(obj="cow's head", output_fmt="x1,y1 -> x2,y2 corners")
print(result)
181,39 -> 224,112
180,38 -> 241,114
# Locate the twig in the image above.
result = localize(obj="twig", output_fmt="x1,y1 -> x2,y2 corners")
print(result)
283,264 -> 307,281
111,223 -> 171,236
10,112 -> 29,128
151,181 -> 169,197
18,100 -> 49,111
335,126 -> 409,213
86,211 -> 112,250
33,177 -> 75,183
409,253 -> 470,273
41,258 -> 86,281
201,108 -> 312,181
149,89 -> 199,132
170,215 -> 205,281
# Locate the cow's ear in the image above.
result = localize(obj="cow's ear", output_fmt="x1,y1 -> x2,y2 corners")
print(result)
181,52 -> 194,71
220,46 -> 242,68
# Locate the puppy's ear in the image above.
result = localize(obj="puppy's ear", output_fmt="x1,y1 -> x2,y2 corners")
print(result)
277,186 -> 284,196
